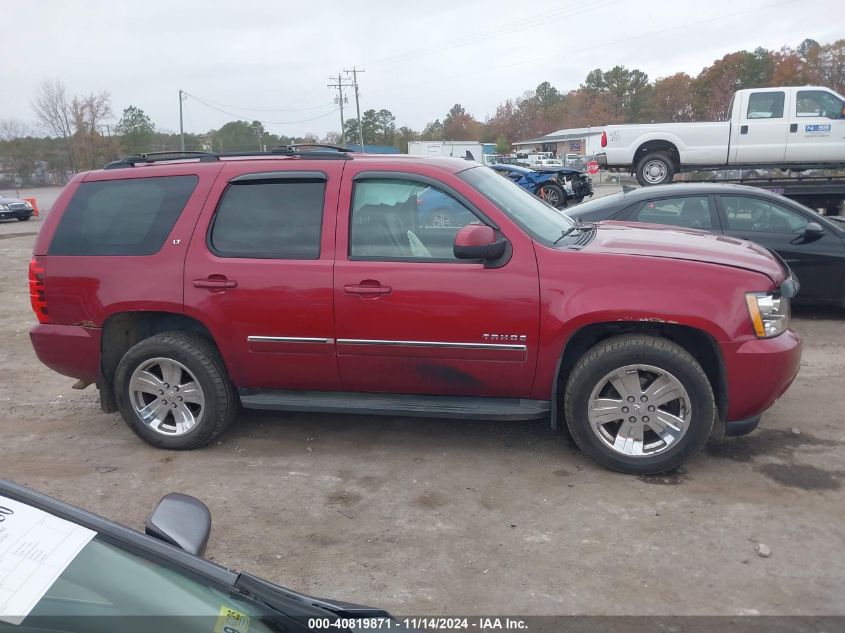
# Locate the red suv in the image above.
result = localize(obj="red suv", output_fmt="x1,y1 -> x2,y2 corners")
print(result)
29,147 -> 802,474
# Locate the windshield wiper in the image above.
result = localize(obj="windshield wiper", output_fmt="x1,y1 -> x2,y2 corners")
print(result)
553,219 -> 594,245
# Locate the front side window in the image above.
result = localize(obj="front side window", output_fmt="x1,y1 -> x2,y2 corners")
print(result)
747,91 -> 785,119
49,176 -> 198,256
796,90 -> 844,119
721,196 -> 808,233
349,179 -> 481,260
209,179 -> 325,259
634,196 -> 713,229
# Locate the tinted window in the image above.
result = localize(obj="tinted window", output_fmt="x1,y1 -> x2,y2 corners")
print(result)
210,180 -> 325,259
747,92 -> 785,119
796,90 -> 844,119
721,196 -> 808,233
350,179 -> 481,260
49,176 -> 197,256
634,196 -> 713,229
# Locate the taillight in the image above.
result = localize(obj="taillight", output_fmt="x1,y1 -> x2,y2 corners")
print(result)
601,131 -> 607,148
29,257 -> 50,324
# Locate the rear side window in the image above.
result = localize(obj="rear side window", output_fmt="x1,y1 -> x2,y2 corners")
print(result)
634,196 -> 713,229
746,92 -> 785,119
209,179 -> 325,259
49,176 -> 198,256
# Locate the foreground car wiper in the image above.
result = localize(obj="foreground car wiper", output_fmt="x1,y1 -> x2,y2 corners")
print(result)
553,219 -> 594,245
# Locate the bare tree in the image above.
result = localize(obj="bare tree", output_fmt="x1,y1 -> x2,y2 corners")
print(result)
0,119 -> 38,183
31,79 -> 76,170
71,92 -> 114,169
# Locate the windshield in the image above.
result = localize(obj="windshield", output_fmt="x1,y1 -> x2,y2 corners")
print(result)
17,537 -> 280,630
461,166 -> 574,243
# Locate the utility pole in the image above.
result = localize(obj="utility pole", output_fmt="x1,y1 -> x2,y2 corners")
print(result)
344,66 -> 365,152
327,74 -> 352,146
179,89 -> 185,151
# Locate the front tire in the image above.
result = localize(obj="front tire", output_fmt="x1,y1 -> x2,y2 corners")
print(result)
114,332 -> 237,449
537,183 -> 564,208
635,152 -> 675,186
563,335 -> 715,474
17,216 -> 30,221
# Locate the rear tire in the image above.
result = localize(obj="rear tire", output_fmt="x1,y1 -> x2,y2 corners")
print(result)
635,152 -> 675,186
563,334 -> 715,474
114,332 -> 237,449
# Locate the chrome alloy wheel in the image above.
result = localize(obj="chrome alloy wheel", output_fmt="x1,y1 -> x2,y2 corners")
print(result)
128,357 -> 205,436
431,210 -> 453,228
587,364 -> 691,457
642,159 -> 668,184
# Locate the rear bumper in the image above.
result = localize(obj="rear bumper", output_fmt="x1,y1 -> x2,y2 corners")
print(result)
30,324 -> 101,383
723,329 -> 802,423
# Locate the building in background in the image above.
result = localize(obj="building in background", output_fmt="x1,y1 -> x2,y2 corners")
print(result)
513,127 -> 604,158
407,141 -> 496,164
344,144 -> 401,154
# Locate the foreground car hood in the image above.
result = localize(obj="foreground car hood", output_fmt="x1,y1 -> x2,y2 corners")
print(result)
583,221 -> 786,283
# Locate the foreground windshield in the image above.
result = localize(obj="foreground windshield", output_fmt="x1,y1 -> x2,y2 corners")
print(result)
461,166 -> 573,243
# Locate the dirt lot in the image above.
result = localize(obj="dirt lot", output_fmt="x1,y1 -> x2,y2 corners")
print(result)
1,188 -> 844,616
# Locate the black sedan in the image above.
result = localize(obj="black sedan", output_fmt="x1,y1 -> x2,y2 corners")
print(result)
567,183 -> 845,307
0,479 -> 417,632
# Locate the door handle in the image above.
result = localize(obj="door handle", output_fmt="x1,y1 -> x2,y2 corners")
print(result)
740,125 -> 748,135
344,281 -> 392,296
193,275 -> 238,289
790,123 -> 798,133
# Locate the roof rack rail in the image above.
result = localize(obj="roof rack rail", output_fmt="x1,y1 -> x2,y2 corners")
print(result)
103,145 -> 354,169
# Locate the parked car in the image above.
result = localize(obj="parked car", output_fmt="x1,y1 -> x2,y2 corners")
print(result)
566,183 -> 845,307
488,163 -> 567,208
0,479 -> 414,631
597,86 -> 845,186
0,194 -> 34,221
533,166 -> 594,204
29,147 -> 801,474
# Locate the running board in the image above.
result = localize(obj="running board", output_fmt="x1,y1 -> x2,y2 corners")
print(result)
238,389 -> 550,421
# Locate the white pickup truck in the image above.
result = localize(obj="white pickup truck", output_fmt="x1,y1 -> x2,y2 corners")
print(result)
596,86 -> 845,186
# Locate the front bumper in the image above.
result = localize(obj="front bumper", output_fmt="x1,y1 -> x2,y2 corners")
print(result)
30,324 -> 101,383
723,329 -> 802,423
0,208 -> 32,220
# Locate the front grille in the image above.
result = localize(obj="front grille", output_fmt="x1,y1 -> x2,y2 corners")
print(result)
8,203 -> 27,210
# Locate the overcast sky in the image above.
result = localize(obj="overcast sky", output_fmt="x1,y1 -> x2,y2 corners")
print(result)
4,0 -> 844,138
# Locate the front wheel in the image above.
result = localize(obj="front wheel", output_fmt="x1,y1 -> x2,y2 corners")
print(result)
17,216 -> 30,221
114,332 -> 237,449
635,152 -> 675,186
537,183 -> 564,208
428,208 -> 456,228
563,334 -> 715,474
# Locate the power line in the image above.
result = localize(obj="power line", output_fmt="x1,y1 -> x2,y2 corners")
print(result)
365,0 -> 801,102
183,91 -> 339,125
363,0 -> 621,69
179,93 -> 336,113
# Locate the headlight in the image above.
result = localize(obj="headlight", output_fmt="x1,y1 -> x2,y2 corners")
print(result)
0,204 -> 9,210
23,201 -> 33,209
745,292 -> 789,338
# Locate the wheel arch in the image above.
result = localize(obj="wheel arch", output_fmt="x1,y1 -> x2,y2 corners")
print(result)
99,311 -> 220,413
549,321 -> 727,436
633,139 -> 681,171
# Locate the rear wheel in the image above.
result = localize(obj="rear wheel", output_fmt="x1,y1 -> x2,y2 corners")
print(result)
635,152 -> 675,186
115,332 -> 237,449
563,334 -> 715,474
537,183 -> 564,208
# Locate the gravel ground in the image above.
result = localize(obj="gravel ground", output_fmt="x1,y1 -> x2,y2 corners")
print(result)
1,187 -> 843,616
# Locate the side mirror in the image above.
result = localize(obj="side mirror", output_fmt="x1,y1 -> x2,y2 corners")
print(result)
454,225 -> 507,260
145,493 -> 212,557
805,221 -> 825,236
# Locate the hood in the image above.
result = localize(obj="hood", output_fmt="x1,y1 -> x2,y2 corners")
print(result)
0,195 -> 27,204
582,221 -> 786,283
